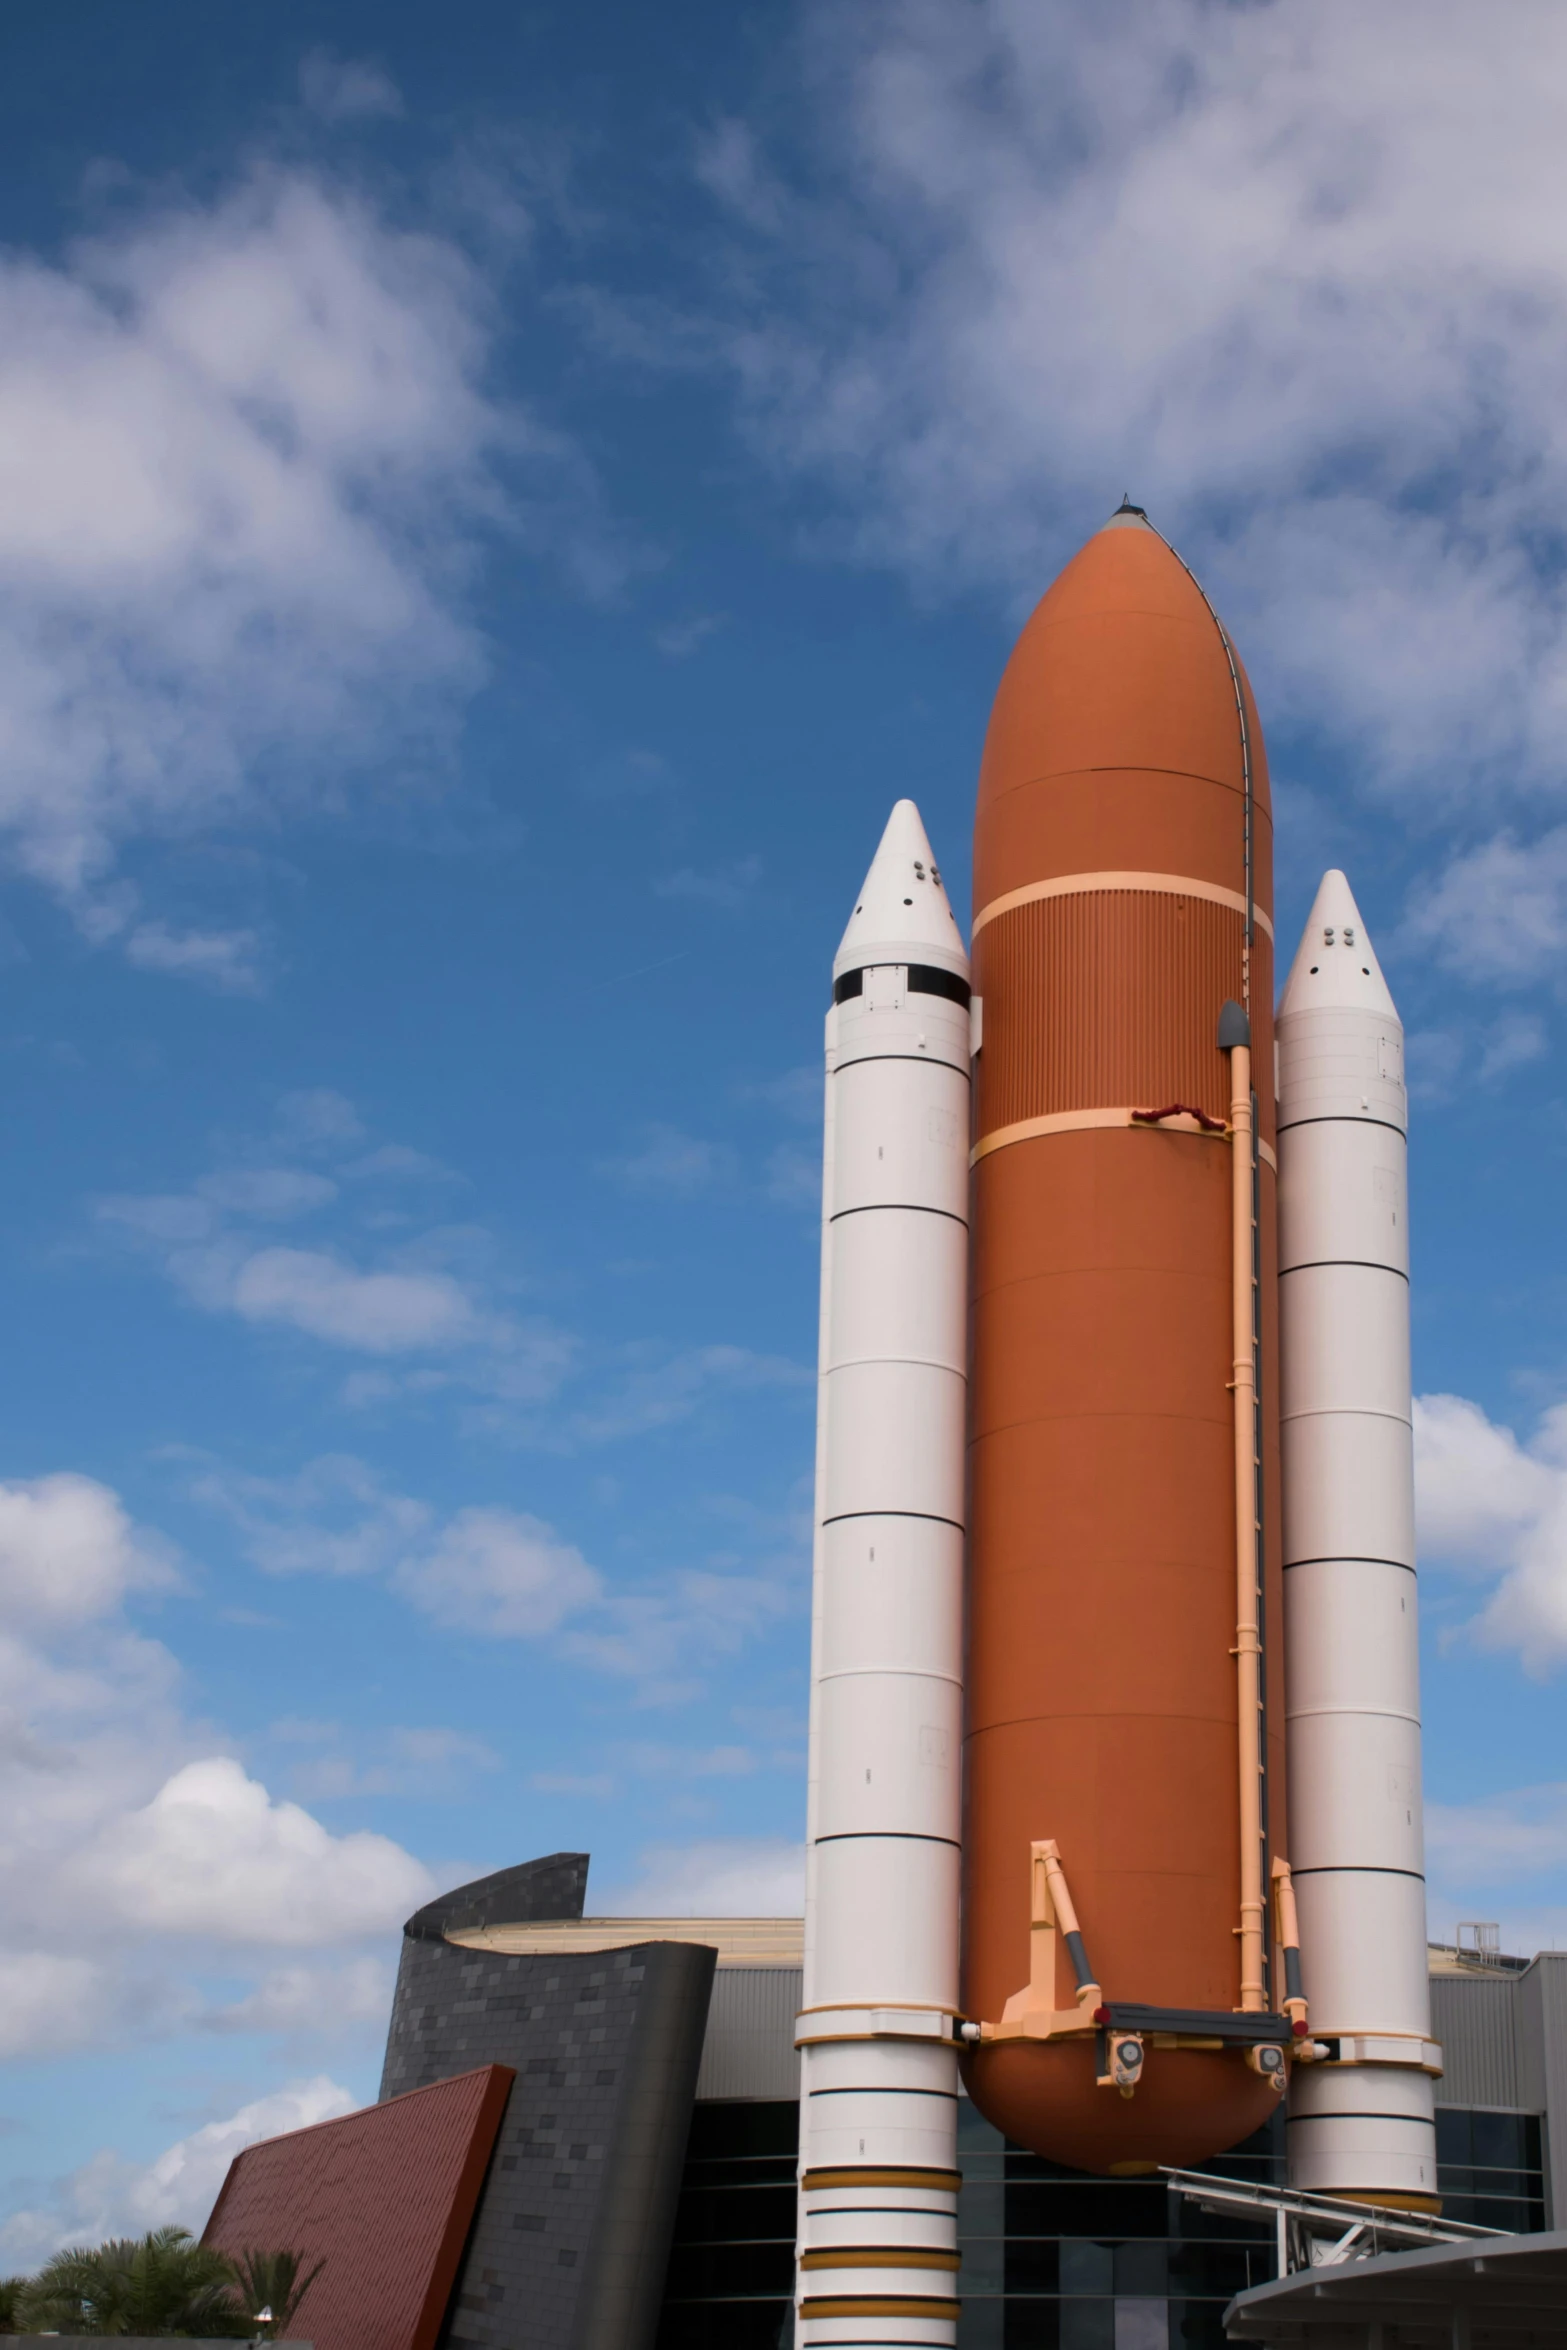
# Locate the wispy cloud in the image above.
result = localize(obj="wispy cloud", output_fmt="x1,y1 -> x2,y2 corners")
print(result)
298,48 -> 405,125
600,1123 -> 734,1196
685,0 -> 1567,911
653,856 -> 762,909
96,1094 -> 575,1398
653,612 -> 726,658
0,151 -> 629,960
600,1835 -> 805,1917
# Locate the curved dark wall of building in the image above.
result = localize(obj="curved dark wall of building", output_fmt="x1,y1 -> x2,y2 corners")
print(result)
378,1860 -> 715,2350
400,1850 -> 588,1944
567,1943 -> 716,2350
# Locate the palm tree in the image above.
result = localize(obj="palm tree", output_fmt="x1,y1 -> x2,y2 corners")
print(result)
16,2224 -> 251,2336
0,2277 -> 23,2327
222,2248 -> 325,2341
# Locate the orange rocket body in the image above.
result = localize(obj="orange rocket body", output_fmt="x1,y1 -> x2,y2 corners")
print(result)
961,511 -> 1287,2171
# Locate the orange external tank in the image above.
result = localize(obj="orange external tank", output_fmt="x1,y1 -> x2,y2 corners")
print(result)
961,504 -> 1288,2173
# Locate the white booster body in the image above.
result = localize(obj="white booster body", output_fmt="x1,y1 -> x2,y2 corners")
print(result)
796,799 -> 971,2348
1277,869 -> 1440,2201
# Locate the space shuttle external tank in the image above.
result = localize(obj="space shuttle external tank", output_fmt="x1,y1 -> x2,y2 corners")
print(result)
962,506 -> 1289,2171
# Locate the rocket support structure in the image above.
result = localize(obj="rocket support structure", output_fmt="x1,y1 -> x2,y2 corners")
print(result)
795,801 -> 971,2347
1278,871 -> 1440,2201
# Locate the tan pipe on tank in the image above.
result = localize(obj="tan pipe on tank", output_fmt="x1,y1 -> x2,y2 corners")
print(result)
1226,1025 -> 1267,2013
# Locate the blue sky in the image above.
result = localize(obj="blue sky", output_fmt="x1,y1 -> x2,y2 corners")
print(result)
4,0 -> 1567,2259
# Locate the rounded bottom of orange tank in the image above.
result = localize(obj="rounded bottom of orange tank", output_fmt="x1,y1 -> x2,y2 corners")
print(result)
962,2041 -> 1281,2175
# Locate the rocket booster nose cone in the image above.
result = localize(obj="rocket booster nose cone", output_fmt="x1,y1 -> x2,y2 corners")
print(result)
1279,868 -> 1398,1021
833,796 -> 970,981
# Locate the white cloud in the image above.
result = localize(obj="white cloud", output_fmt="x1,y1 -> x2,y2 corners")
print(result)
1414,1392 -> 1567,1664
1427,1785 -> 1567,1888
78,1757 -> 434,1945
276,1089 -> 366,1150
0,170 -> 501,910
123,921 -> 264,994
205,1956 -> 393,2036
652,856 -> 762,909
0,157 -> 625,958
299,48 -> 404,125
393,1507 -> 603,1637
196,1168 -> 339,1221
570,1343 -> 808,1443
229,1246 -> 482,1352
602,1835 -> 805,1917
653,612 -> 726,658
0,1473 -> 175,1628
529,1770 -> 615,1798
694,1 -> 1567,838
0,2077 -> 357,2270
603,1123 -> 734,1196
97,1106 -> 574,1391
1402,830 -> 1567,987
0,1954 -> 123,2060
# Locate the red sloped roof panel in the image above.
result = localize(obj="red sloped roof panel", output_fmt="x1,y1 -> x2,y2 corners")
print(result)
202,2064 -> 513,2350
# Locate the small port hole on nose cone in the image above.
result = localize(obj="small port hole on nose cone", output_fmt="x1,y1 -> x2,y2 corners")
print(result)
1310,965 -> 1319,974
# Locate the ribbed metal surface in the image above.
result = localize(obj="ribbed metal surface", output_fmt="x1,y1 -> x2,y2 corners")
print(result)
975,888 -> 1245,1137
1431,1973 -> 1522,2109
695,1965 -> 802,2101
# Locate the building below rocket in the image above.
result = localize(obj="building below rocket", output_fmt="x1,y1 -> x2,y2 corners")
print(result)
795,505 -> 1440,2345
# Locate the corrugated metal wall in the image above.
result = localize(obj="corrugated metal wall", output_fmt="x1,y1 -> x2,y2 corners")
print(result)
694,1966 -> 801,2101
1431,1973 -> 1522,2109
976,890 -> 1245,1132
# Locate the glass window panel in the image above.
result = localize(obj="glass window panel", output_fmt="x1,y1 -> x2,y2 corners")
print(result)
1115,2297 -> 1169,2350
1116,2243 -> 1169,2296
1471,2111 -> 1525,2171
1061,2297 -> 1115,2350
1060,2241 -> 1116,2294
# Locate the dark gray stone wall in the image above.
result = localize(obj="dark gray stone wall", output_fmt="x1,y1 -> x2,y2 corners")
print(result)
379,1926 -> 713,2350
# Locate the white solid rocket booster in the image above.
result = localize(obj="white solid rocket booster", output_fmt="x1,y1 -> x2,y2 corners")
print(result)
1277,870 -> 1441,2201
796,800 -> 971,2348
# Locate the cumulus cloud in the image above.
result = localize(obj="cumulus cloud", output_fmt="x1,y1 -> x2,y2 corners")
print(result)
1414,1392 -> 1567,1664
76,1757 -> 433,1945
688,0 -> 1567,872
0,2077 -> 357,2270
0,1473 -> 175,1627
602,1835 -> 805,1916
0,1463 -> 437,2092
